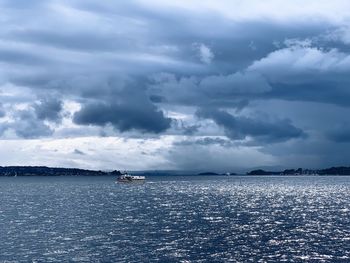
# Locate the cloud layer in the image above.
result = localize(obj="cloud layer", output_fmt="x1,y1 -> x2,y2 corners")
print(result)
1,0 -> 350,170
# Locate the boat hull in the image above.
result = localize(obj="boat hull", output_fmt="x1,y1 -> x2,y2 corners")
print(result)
117,174 -> 146,183
117,179 -> 145,183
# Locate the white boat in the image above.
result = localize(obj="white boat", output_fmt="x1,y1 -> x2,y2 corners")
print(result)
117,172 -> 145,182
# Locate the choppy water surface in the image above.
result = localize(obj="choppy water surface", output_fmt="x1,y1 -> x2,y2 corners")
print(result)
1,176 -> 350,262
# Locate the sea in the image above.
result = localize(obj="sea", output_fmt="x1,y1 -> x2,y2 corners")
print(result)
0,175 -> 350,262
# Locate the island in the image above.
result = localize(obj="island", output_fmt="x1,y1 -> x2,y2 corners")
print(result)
0,166 -> 122,176
247,166 -> 350,176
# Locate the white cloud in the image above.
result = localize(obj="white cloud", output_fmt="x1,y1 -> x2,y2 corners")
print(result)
248,45 -> 350,80
0,136 -> 174,170
137,0 -> 350,24
197,43 -> 214,64
324,26 -> 350,45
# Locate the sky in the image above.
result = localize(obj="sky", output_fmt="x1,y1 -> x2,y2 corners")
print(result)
1,0 -> 350,172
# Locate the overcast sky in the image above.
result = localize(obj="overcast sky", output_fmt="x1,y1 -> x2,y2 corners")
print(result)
1,0 -> 350,172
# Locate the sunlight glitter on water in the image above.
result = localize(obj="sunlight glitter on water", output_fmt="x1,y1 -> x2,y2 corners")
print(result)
0,176 -> 350,262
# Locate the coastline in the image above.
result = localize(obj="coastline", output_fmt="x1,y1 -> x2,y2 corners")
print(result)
2,165 -> 350,176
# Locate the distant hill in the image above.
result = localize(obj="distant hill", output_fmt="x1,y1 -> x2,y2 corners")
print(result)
0,166 -> 122,176
247,166 -> 350,176
197,172 -> 219,175
317,166 -> 350,175
247,169 -> 280,175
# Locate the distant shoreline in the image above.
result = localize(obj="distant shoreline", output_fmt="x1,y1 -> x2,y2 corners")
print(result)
0,166 -> 121,177
1,166 -> 350,176
246,166 -> 350,176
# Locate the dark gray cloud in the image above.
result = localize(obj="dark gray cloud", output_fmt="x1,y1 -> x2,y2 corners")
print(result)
70,78 -> 173,133
148,72 -> 267,108
11,110 -> 53,138
73,149 -> 85,155
11,30 -> 125,53
0,49 -> 51,66
327,124 -> 350,142
181,124 -> 201,136
0,104 -> 5,118
175,137 -> 237,148
34,97 -> 63,123
171,119 -> 201,135
196,108 -> 306,143
74,101 -> 171,133
0,100 -> 57,138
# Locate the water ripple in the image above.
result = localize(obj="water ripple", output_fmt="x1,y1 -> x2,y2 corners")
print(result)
0,176 -> 349,262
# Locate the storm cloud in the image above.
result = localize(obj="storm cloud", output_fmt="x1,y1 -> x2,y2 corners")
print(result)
10,110 -> 53,139
34,97 -> 63,123
196,108 -> 306,143
73,101 -> 171,133
1,0 -> 350,170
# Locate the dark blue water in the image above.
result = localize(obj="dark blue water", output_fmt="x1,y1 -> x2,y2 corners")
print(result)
1,176 -> 350,262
